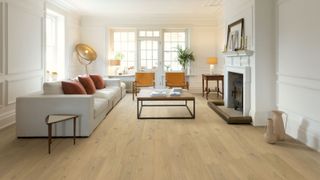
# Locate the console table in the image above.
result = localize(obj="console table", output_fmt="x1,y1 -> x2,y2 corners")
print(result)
202,74 -> 224,100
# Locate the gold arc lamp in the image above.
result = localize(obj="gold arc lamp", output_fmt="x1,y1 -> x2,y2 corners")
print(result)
75,43 -> 97,74
207,57 -> 218,75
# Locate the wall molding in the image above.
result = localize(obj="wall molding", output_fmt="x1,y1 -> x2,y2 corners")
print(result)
276,0 -> 292,6
5,75 -> 43,104
7,0 -> 44,17
0,109 -> 15,130
278,106 -> 320,152
277,73 -> 320,92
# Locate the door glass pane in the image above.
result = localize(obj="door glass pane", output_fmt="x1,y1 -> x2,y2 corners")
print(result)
139,40 -> 159,70
146,31 -> 153,37
153,31 -> 160,37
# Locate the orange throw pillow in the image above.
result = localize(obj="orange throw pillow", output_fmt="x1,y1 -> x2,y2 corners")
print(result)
62,81 -> 87,94
78,76 -> 97,94
89,74 -> 105,89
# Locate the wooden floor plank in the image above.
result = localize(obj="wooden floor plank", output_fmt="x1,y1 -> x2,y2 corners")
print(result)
0,94 -> 320,180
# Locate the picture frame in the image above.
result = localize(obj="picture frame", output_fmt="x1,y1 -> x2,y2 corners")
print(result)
226,18 -> 244,51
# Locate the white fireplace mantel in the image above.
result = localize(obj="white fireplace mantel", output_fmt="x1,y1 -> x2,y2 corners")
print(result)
223,50 -> 254,117
223,50 -> 254,67
222,50 -> 254,57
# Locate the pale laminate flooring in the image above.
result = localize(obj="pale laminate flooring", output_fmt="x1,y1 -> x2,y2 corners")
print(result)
1,94 -> 320,180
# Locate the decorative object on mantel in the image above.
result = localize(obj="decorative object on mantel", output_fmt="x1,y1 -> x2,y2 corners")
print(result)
177,46 -> 195,74
75,43 -> 97,74
272,110 -> 286,141
207,57 -> 218,75
226,18 -> 244,51
264,118 -> 277,144
222,50 -> 254,57
264,110 -> 286,144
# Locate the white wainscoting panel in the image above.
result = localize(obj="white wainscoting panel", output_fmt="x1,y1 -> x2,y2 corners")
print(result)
277,0 -> 320,151
278,75 -> 320,151
6,76 -> 42,105
7,3 -> 42,74
0,1 -> 45,130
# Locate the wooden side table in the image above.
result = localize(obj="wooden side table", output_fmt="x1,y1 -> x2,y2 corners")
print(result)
202,74 -> 224,100
45,114 -> 79,154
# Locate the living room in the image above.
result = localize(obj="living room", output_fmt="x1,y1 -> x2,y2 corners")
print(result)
0,0 -> 320,179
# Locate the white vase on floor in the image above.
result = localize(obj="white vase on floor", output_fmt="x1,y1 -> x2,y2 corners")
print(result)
264,118 -> 277,144
272,110 -> 286,141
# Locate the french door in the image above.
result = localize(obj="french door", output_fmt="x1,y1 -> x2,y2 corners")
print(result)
138,39 -> 163,87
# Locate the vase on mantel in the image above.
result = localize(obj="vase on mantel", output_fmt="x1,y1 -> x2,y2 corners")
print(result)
264,118 -> 277,144
272,110 -> 286,141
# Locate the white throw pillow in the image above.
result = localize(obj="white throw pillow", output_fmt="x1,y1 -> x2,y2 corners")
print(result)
43,81 -> 64,95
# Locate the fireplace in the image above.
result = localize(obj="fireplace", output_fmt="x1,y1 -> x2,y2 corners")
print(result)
230,72 -> 243,111
225,66 -> 251,116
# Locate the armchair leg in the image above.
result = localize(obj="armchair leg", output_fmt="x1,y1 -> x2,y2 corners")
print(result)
132,82 -> 135,100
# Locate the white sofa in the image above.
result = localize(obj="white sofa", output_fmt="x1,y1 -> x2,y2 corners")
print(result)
16,79 -> 126,137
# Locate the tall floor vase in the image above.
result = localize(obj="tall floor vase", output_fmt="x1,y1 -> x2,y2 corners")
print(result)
264,118 -> 277,144
272,110 -> 286,141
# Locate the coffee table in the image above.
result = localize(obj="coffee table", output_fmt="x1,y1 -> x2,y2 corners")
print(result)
137,89 -> 195,119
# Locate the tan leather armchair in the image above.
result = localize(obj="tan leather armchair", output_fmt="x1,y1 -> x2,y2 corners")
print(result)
165,72 -> 189,90
132,72 -> 155,100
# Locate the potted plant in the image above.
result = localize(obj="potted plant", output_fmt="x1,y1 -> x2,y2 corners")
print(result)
177,47 -> 195,73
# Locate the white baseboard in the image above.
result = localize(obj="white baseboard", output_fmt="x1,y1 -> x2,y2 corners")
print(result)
279,107 -> 320,152
0,110 -> 15,130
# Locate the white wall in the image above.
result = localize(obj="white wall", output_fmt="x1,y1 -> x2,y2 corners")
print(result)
80,16 -> 223,93
0,0 -> 45,129
0,0 -> 81,129
277,0 -> 320,151
80,26 -> 107,76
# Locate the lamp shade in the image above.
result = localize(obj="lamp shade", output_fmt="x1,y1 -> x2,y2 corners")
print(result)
109,59 -> 121,66
207,57 -> 218,64
75,44 -> 97,62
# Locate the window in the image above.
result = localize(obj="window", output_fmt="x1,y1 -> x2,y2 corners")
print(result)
110,29 -> 188,74
45,9 -> 65,81
139,30 -> 160,38
164,31 -> 187,71
112,31 -> 136,70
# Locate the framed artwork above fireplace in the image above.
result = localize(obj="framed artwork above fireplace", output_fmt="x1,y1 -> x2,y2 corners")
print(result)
226,18 -> 244,51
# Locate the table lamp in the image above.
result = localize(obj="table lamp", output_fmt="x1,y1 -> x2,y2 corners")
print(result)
109,59 -> 121,75
207,57 -> 218,75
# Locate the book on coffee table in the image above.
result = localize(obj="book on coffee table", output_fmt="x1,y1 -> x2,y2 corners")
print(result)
151,89 -> 168,97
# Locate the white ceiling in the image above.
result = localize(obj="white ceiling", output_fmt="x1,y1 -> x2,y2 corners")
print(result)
59,0 -> 224,17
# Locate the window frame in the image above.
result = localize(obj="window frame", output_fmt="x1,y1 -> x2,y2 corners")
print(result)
163,29 -> 189,71
109,28 -> 190,74
110,29 -> 137,72
45,9 -> 65,81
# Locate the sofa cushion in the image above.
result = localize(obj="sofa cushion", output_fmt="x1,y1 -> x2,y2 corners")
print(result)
90,74 -> 105,89
94,89 -> 116,101
43,81 -> 64,95
78,76 -> 96,94
94,98 -> 109,118
61,81 -> 87,94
